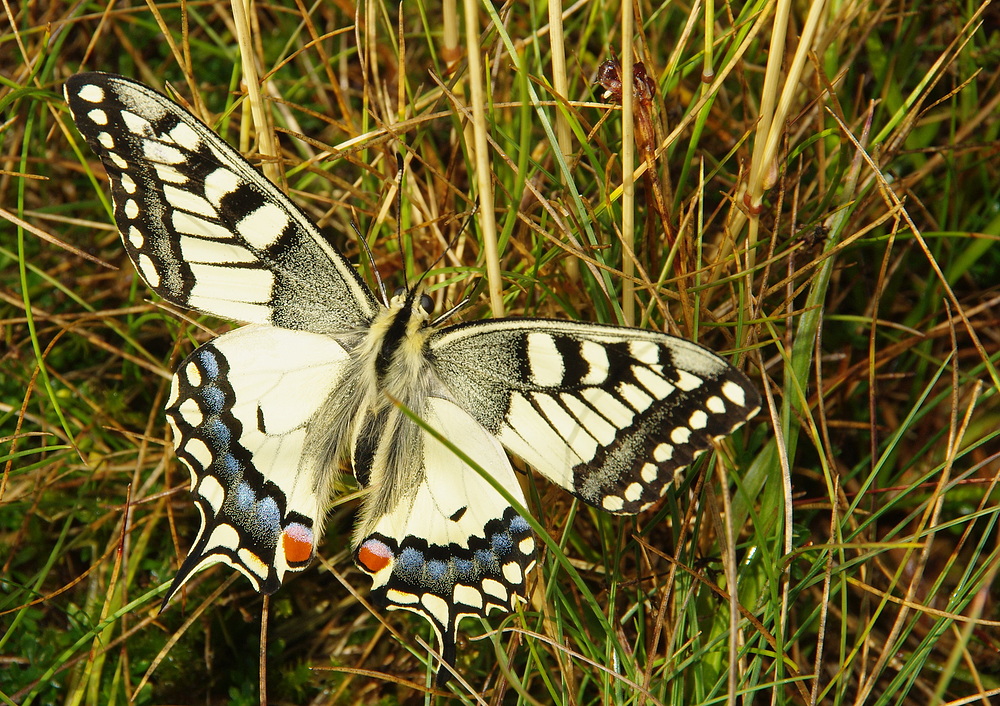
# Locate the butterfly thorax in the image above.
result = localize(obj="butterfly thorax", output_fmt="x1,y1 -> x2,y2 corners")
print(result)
368,288 -> 436,391
333,288 -> 444,541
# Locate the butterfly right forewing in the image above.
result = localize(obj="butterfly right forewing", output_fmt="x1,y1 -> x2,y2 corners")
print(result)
429,318 -> 761,514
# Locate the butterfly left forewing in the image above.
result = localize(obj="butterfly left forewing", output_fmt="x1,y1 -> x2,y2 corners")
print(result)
352,396 -> 535,682
430,319 -> 760,514
64,72 -> 380,333
165,324 -> 353,599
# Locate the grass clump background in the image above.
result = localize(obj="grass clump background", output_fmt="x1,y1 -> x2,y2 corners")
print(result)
3,1 -> 1000,704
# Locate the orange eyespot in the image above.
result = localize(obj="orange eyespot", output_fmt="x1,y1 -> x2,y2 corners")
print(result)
357,539 -> 393,573
281,524 -> 314,565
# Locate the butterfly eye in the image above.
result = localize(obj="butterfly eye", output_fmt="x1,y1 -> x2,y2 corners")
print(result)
420,294 -> 434,314
392,286 -> 406,297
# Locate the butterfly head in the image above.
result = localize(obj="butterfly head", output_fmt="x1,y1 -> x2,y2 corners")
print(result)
389,286 -> 434,318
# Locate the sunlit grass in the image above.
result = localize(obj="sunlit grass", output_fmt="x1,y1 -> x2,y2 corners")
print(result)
2,1 -> 999,704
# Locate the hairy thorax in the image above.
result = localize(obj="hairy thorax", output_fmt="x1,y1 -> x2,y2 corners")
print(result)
321,290 -> 443,540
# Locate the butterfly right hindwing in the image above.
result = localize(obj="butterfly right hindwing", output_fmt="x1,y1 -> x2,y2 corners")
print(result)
353,396 -> 536,674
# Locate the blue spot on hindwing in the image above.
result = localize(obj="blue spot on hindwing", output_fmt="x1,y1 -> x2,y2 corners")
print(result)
426,560 -> 449,581
196,348 -> 220,379
509,515 -> 530,534
235,481 -> 254,508
474,548 -> 498,574
490,531 -> 513,554
224,481 -> 281,545
215,452 -> 240,478
454,557 -> 475,579
396,547 -> 425,581
256,495 -> 280,533
203,418 -> 231,449
200,384 -> 225,413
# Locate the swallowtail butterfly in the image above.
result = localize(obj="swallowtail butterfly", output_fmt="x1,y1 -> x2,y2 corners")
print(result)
65,72 -> 760,682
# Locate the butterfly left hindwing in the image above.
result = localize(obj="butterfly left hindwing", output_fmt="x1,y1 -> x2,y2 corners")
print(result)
164,324 -> 351,598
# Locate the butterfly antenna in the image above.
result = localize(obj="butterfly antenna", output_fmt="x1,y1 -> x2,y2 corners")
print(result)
430,297 -> 471,327
393,152 -> 409,292
351,218 -> 389,306
395,152 -> 444,301
426,201 -> 482,326
416,198 -> 481,286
